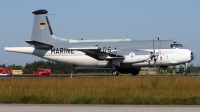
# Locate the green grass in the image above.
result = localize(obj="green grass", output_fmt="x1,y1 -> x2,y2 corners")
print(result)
1,76 -> 200,104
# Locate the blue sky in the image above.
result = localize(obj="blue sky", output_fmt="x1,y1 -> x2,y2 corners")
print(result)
0,0 -> 200,66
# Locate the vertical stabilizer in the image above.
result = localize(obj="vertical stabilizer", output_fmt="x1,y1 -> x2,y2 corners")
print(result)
31,9 -> 55,44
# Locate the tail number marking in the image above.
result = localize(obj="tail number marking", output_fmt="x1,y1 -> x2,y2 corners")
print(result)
101,46 -> 111,53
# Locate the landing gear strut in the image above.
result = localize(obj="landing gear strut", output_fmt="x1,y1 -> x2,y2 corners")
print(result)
183,63 -> 188,75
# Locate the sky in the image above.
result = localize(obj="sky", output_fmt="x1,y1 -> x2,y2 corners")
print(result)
0,0 -> 200,66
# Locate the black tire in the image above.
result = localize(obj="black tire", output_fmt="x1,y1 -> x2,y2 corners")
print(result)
183,71 -> 187,75
112,70 -> 119,76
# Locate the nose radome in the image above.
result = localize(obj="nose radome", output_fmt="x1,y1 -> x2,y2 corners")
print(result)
191,52 -> 195,60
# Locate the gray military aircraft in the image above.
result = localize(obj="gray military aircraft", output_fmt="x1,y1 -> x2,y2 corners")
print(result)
5,9 -> 194,75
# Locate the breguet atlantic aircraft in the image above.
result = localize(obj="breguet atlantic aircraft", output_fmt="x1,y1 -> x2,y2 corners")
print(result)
5,9 -> 194,75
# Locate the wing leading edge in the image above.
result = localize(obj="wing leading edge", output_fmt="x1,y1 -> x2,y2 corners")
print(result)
69,47 -> 152,64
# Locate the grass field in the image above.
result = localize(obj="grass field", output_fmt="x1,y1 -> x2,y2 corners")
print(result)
1,75 -> 200,104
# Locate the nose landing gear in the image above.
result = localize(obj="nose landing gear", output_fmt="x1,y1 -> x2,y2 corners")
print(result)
183,63 -> 188,75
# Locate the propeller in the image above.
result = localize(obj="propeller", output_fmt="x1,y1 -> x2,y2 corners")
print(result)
149,39 -> 159,70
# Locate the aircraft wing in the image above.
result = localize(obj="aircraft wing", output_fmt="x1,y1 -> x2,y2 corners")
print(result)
68,47 -> 124,60
111,49 -> 152,56
68,47 -> 151,61
68,47 -> 100,50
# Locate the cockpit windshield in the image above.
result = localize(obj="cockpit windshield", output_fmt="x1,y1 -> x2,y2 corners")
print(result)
170,44 -> 183,48
170,41 -> 186,49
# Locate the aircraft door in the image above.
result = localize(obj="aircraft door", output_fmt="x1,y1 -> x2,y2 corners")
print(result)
159,41 -> 168,65
160,53 -> 168,65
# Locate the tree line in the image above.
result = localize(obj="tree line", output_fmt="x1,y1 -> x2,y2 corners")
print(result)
0,64 -> 23,70
157,66 -> 184,74
157,64 -> 195,74
0,61 -> 74,74
22,60 -> 75,74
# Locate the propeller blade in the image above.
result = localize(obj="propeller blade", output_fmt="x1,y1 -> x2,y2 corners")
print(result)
153,39 -> 155,54
153,39 -> 156,68
148,38 -> 159,72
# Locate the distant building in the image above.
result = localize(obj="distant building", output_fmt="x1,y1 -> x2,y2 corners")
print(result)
139,67 -> 157,75
12,70 -> 23,75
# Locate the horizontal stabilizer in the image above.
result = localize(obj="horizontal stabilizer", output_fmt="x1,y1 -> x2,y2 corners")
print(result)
26,40 -> 53,48
4,47 -> 34,54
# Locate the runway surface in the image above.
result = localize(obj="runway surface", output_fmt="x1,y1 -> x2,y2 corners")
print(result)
0,104 -> 200,112
0,74 -> 199,79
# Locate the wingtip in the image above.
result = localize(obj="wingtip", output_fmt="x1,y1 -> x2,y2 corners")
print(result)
4,47 -> 7,51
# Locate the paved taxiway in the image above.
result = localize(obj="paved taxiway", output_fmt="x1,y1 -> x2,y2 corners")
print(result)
1,104 -> 200,112
0,74 -> 200,79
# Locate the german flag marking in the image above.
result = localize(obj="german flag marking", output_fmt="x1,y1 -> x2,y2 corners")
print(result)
40,23 -> 45,28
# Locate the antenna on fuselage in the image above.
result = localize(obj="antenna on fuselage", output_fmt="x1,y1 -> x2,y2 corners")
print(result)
6,58 -> 9,67
174,38 -> 177,43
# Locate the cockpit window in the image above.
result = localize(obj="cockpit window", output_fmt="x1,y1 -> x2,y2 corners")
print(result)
170,44 -> 183,48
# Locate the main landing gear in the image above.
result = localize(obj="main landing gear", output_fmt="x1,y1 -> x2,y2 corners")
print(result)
111,70 -> 119,76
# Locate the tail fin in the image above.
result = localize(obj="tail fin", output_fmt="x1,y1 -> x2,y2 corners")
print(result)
29,9 -> 67,47
31,9 -> 54,44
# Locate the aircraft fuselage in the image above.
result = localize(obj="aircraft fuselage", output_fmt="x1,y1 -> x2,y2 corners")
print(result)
28,40 -> 193,68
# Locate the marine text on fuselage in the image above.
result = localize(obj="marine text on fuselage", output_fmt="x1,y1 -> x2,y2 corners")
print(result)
51,48 -> 74,54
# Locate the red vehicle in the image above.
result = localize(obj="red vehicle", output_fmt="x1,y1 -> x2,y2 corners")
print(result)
33,68 -> 51,76
0,68 -> 13,75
